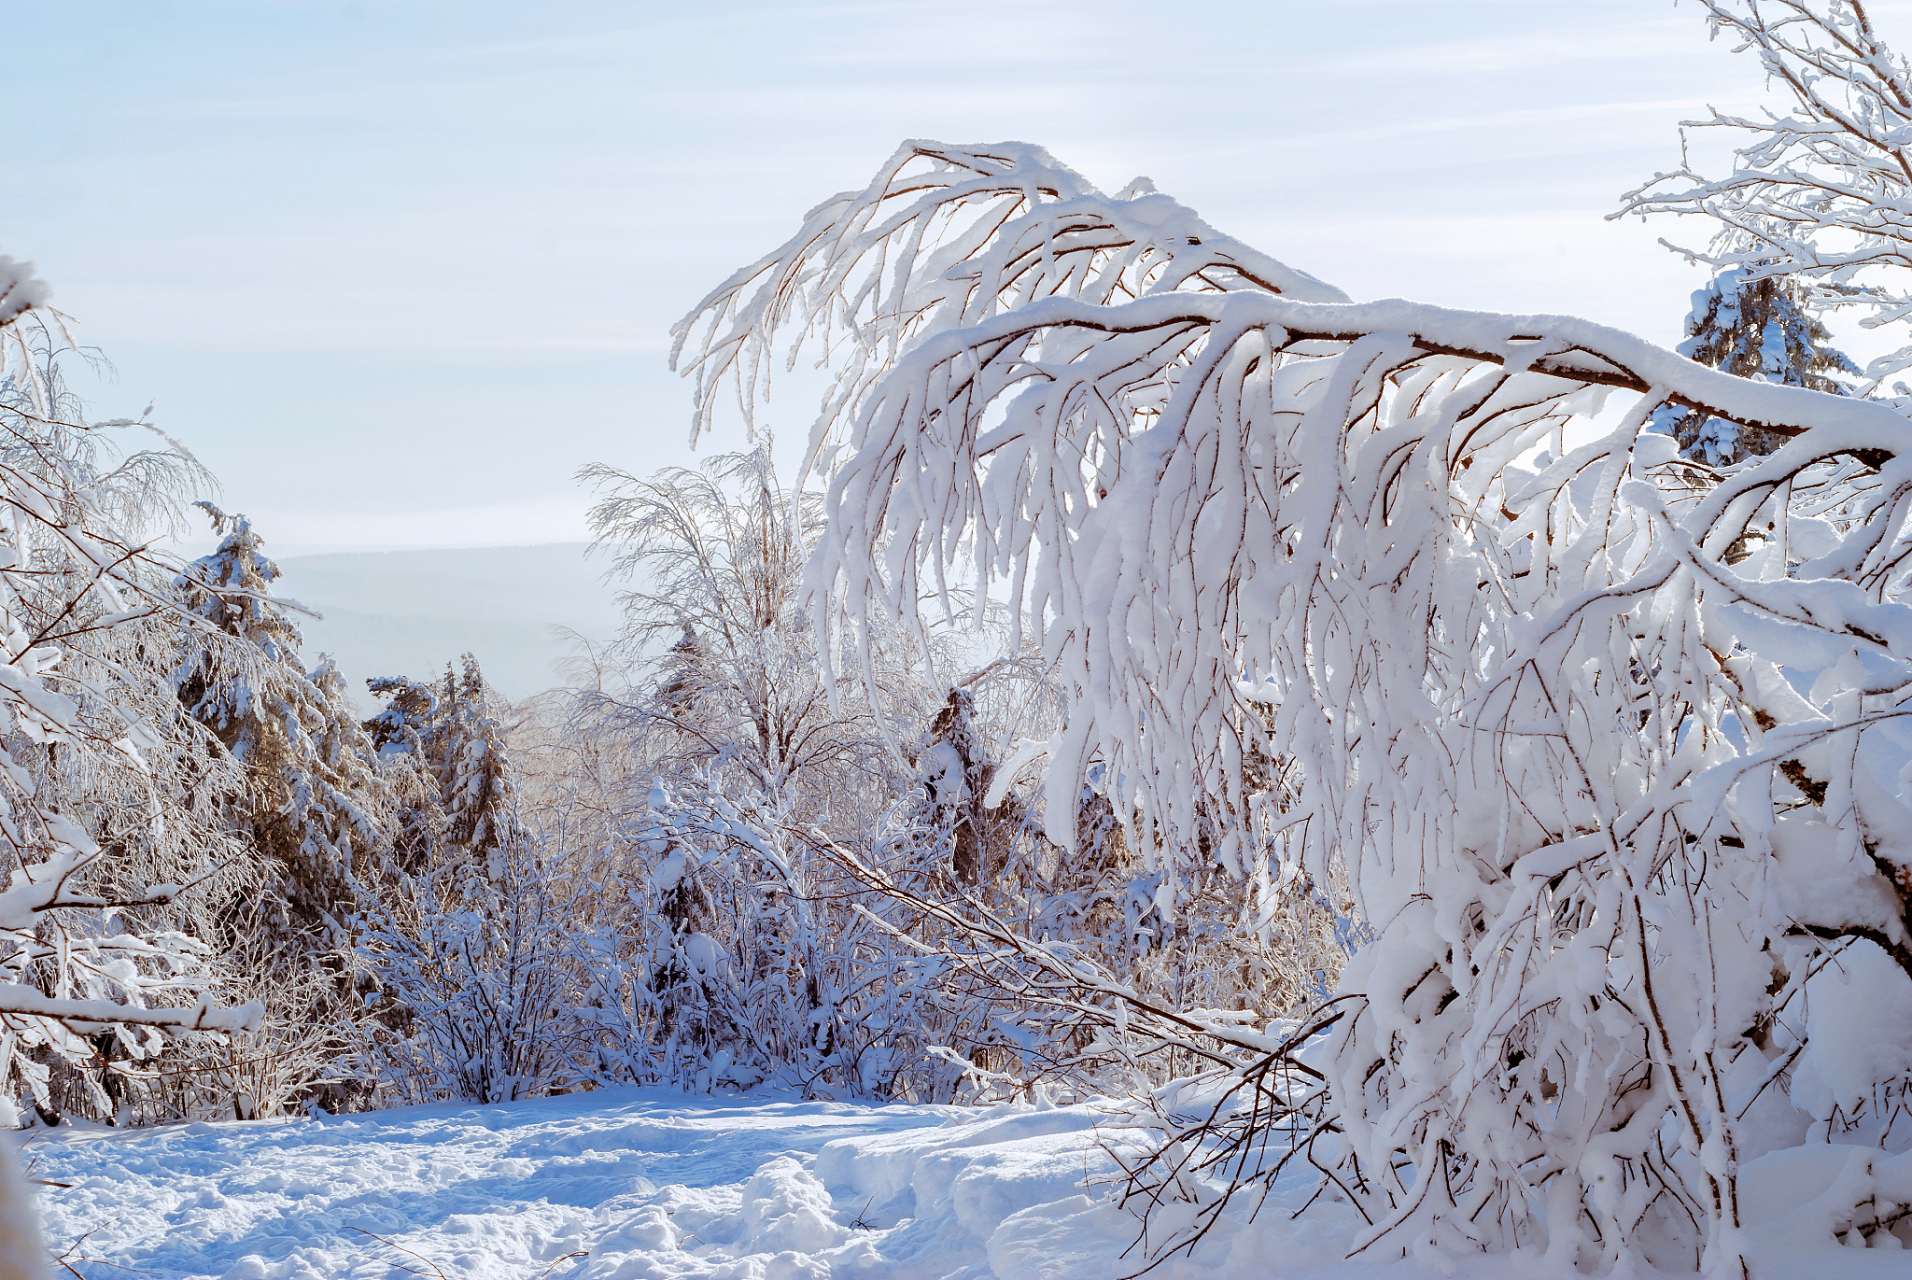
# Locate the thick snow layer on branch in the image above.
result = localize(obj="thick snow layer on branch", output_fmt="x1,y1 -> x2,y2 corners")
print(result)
0,258 -> 48,330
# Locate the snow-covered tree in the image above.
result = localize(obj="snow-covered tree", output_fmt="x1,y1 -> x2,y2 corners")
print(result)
561,449 -> 960,1093
0,259 -> 258,1260
0,335 -> 277,1127
174,507 -> 390,946
578,447 -> 920,828
1654,265 -> 1860,462
433,656 -> 519,883
1617,0 -> 1912,391
680,139 -> 1912,1270
168,511 -> 399,1116
363,674 -> 446,874
563,427 -> 1347,1101
362,657 -> 518,886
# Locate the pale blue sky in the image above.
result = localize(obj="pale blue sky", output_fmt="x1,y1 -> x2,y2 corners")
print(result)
5,1 -> 1825,553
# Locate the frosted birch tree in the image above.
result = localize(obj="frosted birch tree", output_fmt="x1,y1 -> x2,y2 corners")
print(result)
677,140 -> 1912,1270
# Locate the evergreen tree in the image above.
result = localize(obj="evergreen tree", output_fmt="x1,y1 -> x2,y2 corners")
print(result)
364,674 -> 445,876
363,655 -> 518,888
172,506 -> 391,945
1652,265 -> 1860,463
435,655 -> 519,884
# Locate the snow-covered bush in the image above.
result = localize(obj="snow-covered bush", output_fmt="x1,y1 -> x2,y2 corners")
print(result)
625,777 -> 845,1092
354,658 -> 572,1104
679,138 -> 1912,1270
354,824 -> 602,1105
853,681 -> 1350,1103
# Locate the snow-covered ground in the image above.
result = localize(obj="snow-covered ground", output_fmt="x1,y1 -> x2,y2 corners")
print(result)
20,1089 -> 1910,1280
21,1090 -> 1124,1280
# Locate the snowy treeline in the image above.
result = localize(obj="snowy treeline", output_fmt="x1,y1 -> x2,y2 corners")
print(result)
446,446 -> 1346,1105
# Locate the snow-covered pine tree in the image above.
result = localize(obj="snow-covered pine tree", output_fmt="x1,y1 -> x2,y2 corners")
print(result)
363,674 -> 446,876
363,656 -> 519,885
354,657 -> 593,1106
1652,265 -> 1859,463
173,507 -> 391,947
433,655 -> 519,885
168,510 -> 400,1114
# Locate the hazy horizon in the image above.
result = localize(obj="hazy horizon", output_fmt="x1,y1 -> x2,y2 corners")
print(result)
274,542 -> 624,704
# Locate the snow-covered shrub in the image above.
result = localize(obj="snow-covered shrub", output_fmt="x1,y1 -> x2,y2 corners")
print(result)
852,682 -> 1351,1104
623,777 -> 841,1091
353,660 -> 584,1105
679,138 -> 1912,1270
354,825 -> 601,1105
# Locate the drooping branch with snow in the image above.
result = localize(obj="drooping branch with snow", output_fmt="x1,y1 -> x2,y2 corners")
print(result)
679,140 -> 1912,1267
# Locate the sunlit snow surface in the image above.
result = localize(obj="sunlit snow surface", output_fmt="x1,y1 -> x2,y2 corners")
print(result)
22,1091 -> 1124,1280
23,1089 -> 1912,1279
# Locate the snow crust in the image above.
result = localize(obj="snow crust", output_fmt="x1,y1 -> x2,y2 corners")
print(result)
24,1090 -> 1912,1279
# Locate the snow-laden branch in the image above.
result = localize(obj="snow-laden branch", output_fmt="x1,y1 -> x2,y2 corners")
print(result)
683,139 -> 1912,1269
671,140 -> 1348,458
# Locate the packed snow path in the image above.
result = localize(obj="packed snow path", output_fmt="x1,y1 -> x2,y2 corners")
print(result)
21,1089 -> 1128,1280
